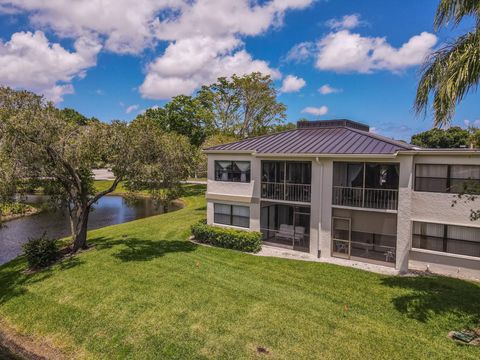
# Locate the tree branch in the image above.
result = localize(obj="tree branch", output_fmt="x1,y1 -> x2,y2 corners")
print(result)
88,176 -> 122,207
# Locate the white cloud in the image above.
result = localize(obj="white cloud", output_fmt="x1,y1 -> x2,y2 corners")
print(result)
0,30 -> 100,102
280,75 -> 306,93
326,14 -> 363,30
125,104 -> 139,114
301,106 -> 328,116
155,0 -> 312,41
0,3 -> 19,14
1,0 -> 313,99
318,84 -> 341,95
140,36 -> 280,99
315,30 -> 437,73
0,0 -> 175,54
284,41 -> 315,63
464,119 -> 480,127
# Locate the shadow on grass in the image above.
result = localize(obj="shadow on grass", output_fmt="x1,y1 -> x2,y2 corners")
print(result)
93,237 -> 198,262
0,254 -> 85,306
0,258 -> 50,305
382,275 -> 480,323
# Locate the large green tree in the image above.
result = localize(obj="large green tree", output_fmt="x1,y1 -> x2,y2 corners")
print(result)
194,133 -> 240,178
0,87 -> 193,251
415,0 -> 480,126
60,108 -> 99,126
411,126 -> 471,148
198,73 -> 287,137
136,95 -> 213,147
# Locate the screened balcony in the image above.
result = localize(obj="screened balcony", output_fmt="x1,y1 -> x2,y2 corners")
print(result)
261,161 -> 311,203
332,162 -> 399,211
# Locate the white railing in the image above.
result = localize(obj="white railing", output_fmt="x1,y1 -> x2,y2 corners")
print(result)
261,182 -> 311,203
332,186 -> 398,210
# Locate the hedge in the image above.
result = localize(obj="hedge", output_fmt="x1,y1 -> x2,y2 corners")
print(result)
191,220 -> 262,253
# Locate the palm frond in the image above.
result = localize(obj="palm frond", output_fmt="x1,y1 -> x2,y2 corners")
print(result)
434,0 -> 480,30
415,29 -> 480,127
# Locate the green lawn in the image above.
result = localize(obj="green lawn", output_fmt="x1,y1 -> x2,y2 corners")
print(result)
0,184 -> 479,359
93,180 -> 133,194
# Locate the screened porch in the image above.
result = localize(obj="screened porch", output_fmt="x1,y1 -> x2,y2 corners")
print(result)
260,202 -> 310,252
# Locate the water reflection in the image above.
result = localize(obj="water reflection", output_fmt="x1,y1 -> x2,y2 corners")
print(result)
0,194 -> 179,264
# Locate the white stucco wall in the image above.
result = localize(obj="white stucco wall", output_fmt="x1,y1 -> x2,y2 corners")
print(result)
206,153 -> 261,231
205,151 -> 480,274
406,154 -> 480,272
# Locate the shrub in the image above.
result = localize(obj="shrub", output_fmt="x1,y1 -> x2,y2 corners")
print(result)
191,220 -> 262,253
22,233 -> 59,269
0,201 -> 30,216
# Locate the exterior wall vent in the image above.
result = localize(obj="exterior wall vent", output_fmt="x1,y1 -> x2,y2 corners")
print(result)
297,119 -> 370,132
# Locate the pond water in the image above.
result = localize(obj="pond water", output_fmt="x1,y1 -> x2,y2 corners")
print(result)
0,195 -> 179,265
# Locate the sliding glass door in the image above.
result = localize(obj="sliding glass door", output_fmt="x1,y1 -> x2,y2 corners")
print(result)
260,203 -> 310,251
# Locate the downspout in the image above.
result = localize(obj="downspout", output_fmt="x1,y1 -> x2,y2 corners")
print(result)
316,157 -> 322,258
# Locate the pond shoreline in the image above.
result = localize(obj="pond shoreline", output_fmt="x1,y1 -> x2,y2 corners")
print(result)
0,194 -> 182,266
1,205 -> 40,223
1,188 -> 162,223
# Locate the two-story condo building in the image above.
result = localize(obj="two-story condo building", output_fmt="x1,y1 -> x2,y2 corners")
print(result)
204,120 -> 480,275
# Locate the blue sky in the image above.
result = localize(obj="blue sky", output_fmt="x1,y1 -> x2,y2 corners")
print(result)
0,0 -> 478,141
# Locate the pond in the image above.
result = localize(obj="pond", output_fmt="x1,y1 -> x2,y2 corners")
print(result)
0,195 -> 180,265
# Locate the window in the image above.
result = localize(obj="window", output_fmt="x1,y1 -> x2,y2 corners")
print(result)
214,203 -> 250,228
415,164 -> 480,194
412,221 -> 480,258
215,161 -> 251,182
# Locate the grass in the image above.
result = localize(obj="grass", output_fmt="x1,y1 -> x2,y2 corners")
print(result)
93,180 -> 133,195
0,202 -> 32,216
187,177 -> 207,182
0,184 -> 479,359
0,201 -> 39,222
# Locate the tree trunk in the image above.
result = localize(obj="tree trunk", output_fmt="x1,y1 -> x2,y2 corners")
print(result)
72,207 -> 90,252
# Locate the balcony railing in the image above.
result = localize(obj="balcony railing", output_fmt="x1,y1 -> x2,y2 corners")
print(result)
261,182 -> 311,203
332,186 -> 398,210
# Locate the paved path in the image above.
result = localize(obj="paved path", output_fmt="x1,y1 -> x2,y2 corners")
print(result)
93,169 -> 207,185
256,245 -> 400,275
92,168 -> 115,180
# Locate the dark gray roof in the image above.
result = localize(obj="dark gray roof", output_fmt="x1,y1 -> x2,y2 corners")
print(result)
205,125 -> 416,155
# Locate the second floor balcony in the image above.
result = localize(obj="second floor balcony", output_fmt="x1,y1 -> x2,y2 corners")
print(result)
261,161 -> 311,203
332,162 -> 400,211
332,186 -> 398,211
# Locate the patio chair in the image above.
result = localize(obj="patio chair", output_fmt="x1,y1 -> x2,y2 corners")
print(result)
294,226 -> 305,244
275,224 -> 295,242
384,249 -> 395,262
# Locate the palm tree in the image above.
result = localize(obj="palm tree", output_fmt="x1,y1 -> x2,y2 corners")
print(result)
415,0 -> 480,127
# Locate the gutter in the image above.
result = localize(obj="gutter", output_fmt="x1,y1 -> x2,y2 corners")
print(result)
397,149 -> 480,156
253,153 -> 399,159
203,150 -> 256,155
204,149 -> 480,157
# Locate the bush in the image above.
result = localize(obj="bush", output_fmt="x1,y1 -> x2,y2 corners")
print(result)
22,233 -> 59,269
0,201 -> 30,216
191,220 -> 262,253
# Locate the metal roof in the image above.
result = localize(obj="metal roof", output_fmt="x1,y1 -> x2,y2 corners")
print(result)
205,124 -> 416,155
